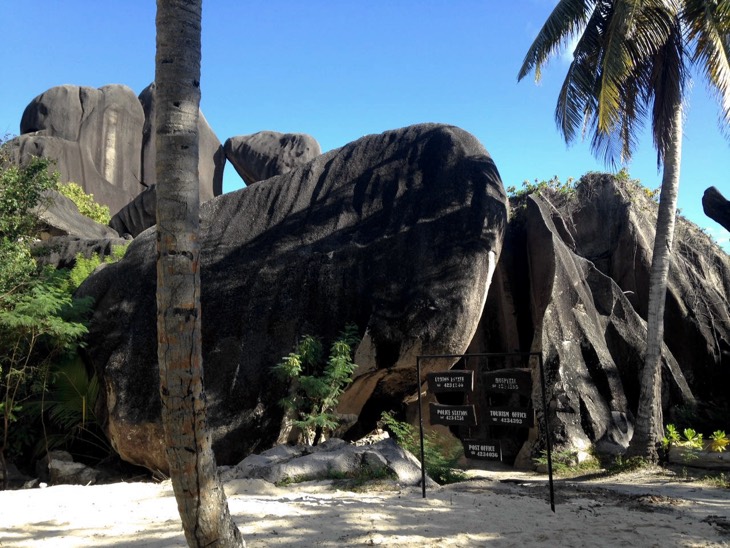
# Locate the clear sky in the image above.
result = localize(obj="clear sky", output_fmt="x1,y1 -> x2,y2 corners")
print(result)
2,1 -> 728,249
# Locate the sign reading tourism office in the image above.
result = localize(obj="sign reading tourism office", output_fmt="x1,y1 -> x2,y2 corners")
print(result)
426,371 -> 474,393
484,406 -> 535,427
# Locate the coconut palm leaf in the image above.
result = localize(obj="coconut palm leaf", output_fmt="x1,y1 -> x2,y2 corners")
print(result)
519,0 -> 595,82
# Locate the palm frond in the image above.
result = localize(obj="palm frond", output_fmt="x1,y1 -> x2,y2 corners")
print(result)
683,0 -> 730,135
555,6 -> 606,142
518,0 -> 596,82
597,0 -> 645,133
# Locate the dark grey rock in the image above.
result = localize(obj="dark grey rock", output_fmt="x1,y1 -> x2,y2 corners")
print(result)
139,83 -> 224,203
109,185 -> 157,238
35,190 -> 119,240
77,123 -> 508,472
33,235 -> 129,270
467,173 -> 730,464
27,189 -> 126,269
224,131 -> 321,185
18,84 -> 145,215
702,186 -> 730,233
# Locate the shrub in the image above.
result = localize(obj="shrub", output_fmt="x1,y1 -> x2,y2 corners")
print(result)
380,411 -> 465,485
57,182 -> 111,225
274,324 -> 360,445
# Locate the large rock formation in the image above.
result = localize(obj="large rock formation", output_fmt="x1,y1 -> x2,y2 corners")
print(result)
466,174 -> 730,463
703,186 -> 730,233
224,131 -> 321,185
139,83 -> 224,202
78,124 -> 508,472
17,85 -> 145,215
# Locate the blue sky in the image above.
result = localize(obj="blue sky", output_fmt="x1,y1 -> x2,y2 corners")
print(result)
2,1 -> 728,249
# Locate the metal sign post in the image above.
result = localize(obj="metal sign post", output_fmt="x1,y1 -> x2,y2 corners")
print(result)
415,352 -> 555,512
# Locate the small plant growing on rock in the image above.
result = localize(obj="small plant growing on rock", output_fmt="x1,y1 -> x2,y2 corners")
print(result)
274,324 -> 359,446
709,431 -> 728,453
57,182 -> 111,225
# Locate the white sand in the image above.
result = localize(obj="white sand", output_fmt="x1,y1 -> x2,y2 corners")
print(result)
0,467 -> 727,547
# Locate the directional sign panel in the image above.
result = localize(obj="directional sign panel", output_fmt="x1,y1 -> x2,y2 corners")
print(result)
429,403 -> 477,426
426,371 -> 474,393
485,406 -> 535,427
463,439 -> 502,461
483,368 -> 532,395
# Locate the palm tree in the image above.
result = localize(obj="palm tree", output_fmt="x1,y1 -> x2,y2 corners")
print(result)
155,0 -> 244,545
518,0 -> 730,461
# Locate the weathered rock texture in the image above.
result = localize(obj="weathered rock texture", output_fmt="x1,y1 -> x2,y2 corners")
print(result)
224,131 -> 321,185
466,174 -> 730,463
139,83 -> 224,202
30,190 -> 127,269
703,186 -> 730,233
17,84 -> 145,215
109,185 -> 157,238
222,438 -> 431,486
78,124 -> 508,472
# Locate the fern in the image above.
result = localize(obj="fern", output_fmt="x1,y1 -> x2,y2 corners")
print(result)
274,324 -> 359,445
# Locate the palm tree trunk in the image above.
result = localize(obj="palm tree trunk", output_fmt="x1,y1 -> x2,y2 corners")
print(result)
155,1 -> 243,545
628,103 -> 683,462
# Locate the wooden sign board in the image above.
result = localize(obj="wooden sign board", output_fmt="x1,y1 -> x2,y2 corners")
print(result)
429,403 -> 477,426
483,368 -> 532,395
485,406 -> 535,427
463,439 -> 502,461
426,371 -> 474,393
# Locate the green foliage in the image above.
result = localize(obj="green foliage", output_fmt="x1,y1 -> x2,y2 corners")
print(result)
57,182 -> 111,225
709,431 -> 729,453
682,428 -> 704,449
534,448 -> 601,476
0,141 -> 105,480
0,269 -> 93,477
380,411 -> 465,485
662,423 -> 682,450
607,455 -> 650,474
0,150 -> 58,243
29,355 -> 111,460
663,423 -> 728,452
274,324 -> 359,445
68,244 -> 128,291
506,175 -> 576,199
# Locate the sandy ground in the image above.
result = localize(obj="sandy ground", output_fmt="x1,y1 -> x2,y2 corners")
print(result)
0,466 -> 728,547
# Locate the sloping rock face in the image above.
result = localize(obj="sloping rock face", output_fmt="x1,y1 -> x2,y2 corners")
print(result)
224,131 -> 321,185
78,124 -> 508,472
29,190 -> 126,269
17,85 -> 144,215
468,174 -> 730,461
139,83 -> 224,202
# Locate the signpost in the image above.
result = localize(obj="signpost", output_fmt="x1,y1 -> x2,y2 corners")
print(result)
416,352 -> 555,512
429,403 -> 477,426
426,370 -> 474,393
484,406 -> 535,427
463,439 -> 502,461
483,368 -> 532,395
